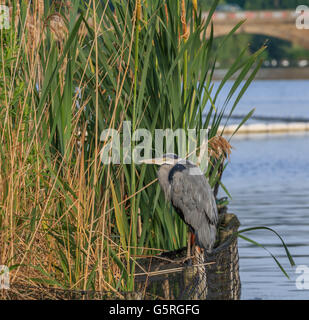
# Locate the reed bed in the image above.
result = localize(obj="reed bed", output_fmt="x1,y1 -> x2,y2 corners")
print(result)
0,0 -> 292,297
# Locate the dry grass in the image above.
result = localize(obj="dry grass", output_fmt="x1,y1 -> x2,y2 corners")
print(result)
208,135 -> 232,161
0,1 -> 126,294
0,0 -> 264,298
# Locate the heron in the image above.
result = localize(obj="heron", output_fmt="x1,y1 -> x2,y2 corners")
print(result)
140,154 -> 218,256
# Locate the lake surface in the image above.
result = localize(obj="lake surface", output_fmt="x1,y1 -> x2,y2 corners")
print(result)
215,80 -> 309,300
213,79 -> 309,124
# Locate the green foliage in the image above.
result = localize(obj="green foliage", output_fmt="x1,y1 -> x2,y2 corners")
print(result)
200,0 -> 309,66
0,0 -> 293,293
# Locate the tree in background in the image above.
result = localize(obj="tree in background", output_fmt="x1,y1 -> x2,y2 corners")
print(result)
244,0 -> 309,10
201,0 -> 309,67
200,0 -> 309,10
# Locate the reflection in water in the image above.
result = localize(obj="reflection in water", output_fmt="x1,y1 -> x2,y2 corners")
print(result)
220,132 -> 309,299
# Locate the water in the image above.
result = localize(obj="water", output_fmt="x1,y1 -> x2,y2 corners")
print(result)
215,80 -> 309,300
213,79 -> 309,124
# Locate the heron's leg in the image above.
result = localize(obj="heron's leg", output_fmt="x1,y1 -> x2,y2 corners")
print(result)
195,245 -> 202,262
187,232 -> 196,260
191,232 -> 196,256
187,231 -> 191,259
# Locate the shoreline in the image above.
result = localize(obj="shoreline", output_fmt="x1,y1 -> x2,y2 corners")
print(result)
213,67 -> 309,80
221,122 -> 309,135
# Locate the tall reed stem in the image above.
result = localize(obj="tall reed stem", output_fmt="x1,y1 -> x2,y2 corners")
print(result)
181,0 -> 188,126
129,0 -> 141,290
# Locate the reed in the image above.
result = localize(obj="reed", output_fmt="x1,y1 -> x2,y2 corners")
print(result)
0,0 -> 293,296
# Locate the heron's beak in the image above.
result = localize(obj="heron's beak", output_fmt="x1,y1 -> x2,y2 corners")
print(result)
139,157 -> 177,165
139,158 -> 158,165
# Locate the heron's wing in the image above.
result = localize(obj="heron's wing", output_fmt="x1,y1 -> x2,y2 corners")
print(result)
170,167 -> 218,250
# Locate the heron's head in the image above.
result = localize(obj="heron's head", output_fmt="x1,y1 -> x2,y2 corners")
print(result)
140,154 -> 181,201
139,153 -> 180,166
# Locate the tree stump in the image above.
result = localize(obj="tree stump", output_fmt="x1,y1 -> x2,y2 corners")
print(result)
134,213 -> 241,300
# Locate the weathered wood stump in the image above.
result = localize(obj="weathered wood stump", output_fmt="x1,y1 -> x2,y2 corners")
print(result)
134,212 -> 241,300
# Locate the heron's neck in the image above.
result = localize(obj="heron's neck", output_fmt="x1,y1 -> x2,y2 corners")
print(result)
158,164 -> 173,201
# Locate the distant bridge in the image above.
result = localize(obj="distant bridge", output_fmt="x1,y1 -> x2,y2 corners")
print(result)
204,11 -> 309,50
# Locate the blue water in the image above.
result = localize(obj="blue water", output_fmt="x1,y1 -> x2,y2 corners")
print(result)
212,79 -> 309,124
216,80 -> 309,300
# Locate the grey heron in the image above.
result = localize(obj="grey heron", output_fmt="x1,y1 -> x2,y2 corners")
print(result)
140,154 -> 218,254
